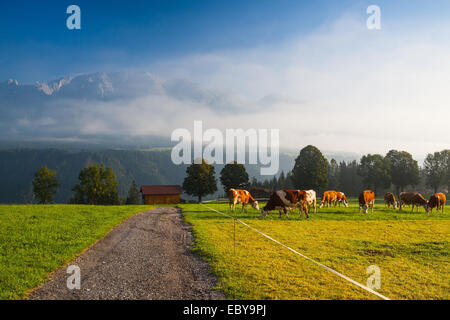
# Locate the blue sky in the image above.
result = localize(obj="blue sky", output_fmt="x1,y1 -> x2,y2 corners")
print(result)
2,0 -> 450,82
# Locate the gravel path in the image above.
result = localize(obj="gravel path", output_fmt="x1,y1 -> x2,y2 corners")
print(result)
27,207 -> 224,300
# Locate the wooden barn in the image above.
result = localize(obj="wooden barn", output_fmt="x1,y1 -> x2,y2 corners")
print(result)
140,185 -> 183,205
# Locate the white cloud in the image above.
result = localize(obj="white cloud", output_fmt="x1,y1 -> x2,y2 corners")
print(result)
148,15 -> 450,158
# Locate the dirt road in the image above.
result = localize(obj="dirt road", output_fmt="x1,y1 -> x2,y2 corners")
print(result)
27,207 -> 224,300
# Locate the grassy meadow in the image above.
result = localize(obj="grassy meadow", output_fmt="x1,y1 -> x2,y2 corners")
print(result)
0,205 -> 151,300
0,201 -> 447,300
180,199 -> 450,300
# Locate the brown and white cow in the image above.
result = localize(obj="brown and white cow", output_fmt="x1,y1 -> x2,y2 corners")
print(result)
299,190 -> 317,216
227,189 -> 259,212
336,191 -> 349,207
359,190 -> 375,214
319,190 -> 338,208
427,193 -> 446,214
384,192 -> 397,209
261,190 -> 305,218
399,192 -> 428,212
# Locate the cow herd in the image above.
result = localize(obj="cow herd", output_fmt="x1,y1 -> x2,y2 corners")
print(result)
227,188 -> 446,218
383,191 -> 446,214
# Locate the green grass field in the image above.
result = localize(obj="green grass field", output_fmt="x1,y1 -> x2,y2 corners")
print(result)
0,201 -> 448,300
0,205 -> 151,300
180,200 -> 450,300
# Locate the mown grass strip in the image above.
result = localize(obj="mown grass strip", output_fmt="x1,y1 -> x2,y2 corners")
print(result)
0,205 -> 151,300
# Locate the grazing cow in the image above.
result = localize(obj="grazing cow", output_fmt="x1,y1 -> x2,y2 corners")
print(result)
261,190 -> 305,218
384,192 -> 397,209
227,189 -> 259,212
427,193 -> 446,214
399,192 -> 428,212
319,190 -> 338,208
359,190 -> 375,214
300,190 -> 317,216
336,192 -> 349,207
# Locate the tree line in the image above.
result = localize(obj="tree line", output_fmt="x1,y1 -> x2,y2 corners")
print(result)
31,146 -> 449,204
32,164 -> 141,205
0,148 -> 187,204
182,146 -> 449,201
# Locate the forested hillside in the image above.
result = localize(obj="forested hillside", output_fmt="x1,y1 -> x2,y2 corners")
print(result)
0,149 -> 297,203
0,149 -> 188,203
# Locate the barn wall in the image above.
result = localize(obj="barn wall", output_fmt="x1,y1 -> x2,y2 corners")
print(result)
143,194 -> 180,205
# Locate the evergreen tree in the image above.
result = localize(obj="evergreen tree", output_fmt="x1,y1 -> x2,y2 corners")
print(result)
338,160 -> 362,196
250,176 -> 258,188
271,176 -> 278,190
182,159 -> 217,202
440,150 -> 450,193
424,151 -> 445,193
32,166 -> 59,204
285,171 -> 295,189
327,158 -> 340,190
277,171 -> 286,188
126,180 -> 140,204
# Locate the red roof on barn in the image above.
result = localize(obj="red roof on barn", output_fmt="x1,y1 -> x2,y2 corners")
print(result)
140,185 -> 182,195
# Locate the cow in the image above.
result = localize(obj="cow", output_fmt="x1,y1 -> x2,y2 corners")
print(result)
359,190 -> 375,214
319,190 -> 338,208
227,188 -> 259,212
384,192 -> 397,209
336,192 -> 349,207
427,193 -> 446,214
399,192 -> 428,212
300,190 -> 317,216
261,190 -> 306,218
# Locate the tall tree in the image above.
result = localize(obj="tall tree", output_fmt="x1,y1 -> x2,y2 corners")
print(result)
291,145 -> 328,191
441,149 -> 450,193
70,164 -> 120,205
423,151 -> 445,193
277,171 -> 286,189
219,161 -> 249,193
126,180 -> 140,205
385,150 -> 420,194
285,171 -> 295,189
32,166 -> 59,204
338,160 -> 362,196
250,176 -> 258,188
182,159 -> 217,202
327,158 -> 340,190
357,154 -> 390,193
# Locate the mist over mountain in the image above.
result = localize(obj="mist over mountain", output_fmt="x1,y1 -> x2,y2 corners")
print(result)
0,70 -> 366,203
0,71 -> 242,144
